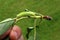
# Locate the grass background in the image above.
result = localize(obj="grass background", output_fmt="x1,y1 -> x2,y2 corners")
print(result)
0,0 -> 60,40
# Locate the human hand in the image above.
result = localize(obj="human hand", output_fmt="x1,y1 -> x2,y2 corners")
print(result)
0,25 -> 24,40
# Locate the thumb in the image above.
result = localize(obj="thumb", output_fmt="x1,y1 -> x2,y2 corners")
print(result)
9,25 -> 22,40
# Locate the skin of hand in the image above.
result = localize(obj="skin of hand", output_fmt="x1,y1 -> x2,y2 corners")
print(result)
0,25 -> 24,40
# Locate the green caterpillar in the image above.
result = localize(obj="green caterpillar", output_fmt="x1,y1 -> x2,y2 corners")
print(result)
17,11 -> 36,18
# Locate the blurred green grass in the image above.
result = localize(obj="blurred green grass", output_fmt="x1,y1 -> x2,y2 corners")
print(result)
0,0 -> 60,40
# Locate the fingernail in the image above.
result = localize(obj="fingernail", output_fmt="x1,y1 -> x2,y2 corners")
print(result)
14,31 -> 18,39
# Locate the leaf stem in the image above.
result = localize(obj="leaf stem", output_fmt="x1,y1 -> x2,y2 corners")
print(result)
15,17 -> 28,22
15,15 -> 43,23
34,19 -> 37,40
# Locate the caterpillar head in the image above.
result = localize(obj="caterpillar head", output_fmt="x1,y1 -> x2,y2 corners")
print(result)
43,16 -> 52,20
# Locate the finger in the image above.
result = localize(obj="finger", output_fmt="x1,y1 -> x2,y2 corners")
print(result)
18,35 -> 24,40
10,25 -> 22,40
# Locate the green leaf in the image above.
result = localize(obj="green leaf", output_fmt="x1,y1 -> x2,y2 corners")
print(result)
0,18 -> 15,39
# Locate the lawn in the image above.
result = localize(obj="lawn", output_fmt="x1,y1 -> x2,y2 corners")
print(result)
0,0 -> 60,40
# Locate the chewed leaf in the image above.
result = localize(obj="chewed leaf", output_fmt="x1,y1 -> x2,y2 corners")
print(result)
0,18 -> 15,37
27,28 -> 34,40
28,36 -> 34,40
